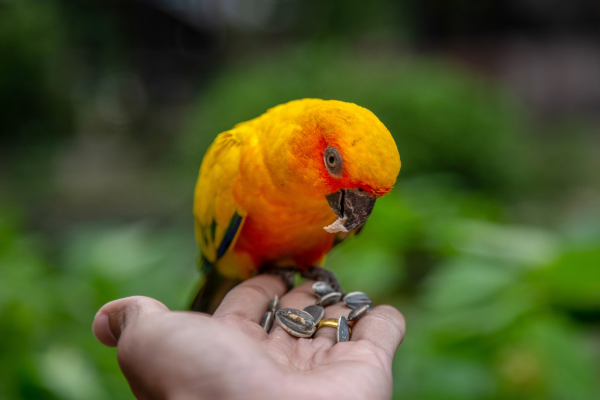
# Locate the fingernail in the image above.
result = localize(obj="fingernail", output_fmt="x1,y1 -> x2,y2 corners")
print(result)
92,312 -> 118,347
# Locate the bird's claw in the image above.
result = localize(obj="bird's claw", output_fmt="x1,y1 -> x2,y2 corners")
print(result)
257,266 -> 296,291
300,265 -> 344,295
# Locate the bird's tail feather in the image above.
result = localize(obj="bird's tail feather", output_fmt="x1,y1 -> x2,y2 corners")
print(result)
190,268 -> 242,314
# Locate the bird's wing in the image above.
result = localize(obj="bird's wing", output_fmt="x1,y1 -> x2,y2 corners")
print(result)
193,130 -> 246,278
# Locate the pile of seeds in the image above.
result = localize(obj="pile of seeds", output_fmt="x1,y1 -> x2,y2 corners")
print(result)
259,281 -> 373,343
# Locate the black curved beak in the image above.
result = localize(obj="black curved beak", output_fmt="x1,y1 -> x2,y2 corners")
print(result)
324,189 -> 376,233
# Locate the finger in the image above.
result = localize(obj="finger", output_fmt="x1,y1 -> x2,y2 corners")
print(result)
213,274 -> 287,324
277,280 -> 318,313
114,311 -> 282,400
92,296 -> 169,347
351,305 -> 406,360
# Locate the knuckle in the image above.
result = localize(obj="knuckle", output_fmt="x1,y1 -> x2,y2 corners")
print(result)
122,297 -> 167,330
375,305 -> 405,327
239,283 -> 271,302
368,310 -> 406,336
218,311 -> 247,325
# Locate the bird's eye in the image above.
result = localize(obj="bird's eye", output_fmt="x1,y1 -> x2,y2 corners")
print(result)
327,155 -> 336,167
324,147 -> 343,177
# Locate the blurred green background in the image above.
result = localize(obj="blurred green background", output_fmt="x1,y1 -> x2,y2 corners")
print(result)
1,1 -> 600,399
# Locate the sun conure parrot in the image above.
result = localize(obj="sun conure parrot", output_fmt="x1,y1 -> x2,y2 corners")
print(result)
191,99 -> 400,313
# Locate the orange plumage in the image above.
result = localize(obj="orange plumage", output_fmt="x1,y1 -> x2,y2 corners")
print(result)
192,99 -> 400,311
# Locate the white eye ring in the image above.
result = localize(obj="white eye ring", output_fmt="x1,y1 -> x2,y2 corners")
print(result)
324,147 -> 343,177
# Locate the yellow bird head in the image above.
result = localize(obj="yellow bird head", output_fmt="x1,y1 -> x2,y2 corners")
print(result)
263,99 -> 401,233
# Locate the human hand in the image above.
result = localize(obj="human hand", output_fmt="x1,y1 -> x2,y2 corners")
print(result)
92,275 -> 406,400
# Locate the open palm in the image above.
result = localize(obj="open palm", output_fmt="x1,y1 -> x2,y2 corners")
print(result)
93,275 -> 406,400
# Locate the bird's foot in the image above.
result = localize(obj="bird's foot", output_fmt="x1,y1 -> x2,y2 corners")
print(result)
257,266 -> 297,291
300,265 -> 344,295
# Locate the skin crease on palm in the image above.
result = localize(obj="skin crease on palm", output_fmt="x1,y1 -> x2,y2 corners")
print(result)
92,275 -> 406,400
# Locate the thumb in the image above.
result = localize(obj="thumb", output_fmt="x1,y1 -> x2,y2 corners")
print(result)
92,296 -> 169,347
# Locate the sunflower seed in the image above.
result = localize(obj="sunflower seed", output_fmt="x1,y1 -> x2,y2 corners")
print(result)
312,281 -> 335,297
268,295 -> 279,313
343,292 -> 373,310
347,304 -> 369,321
275,308 -> 316,338
260,311 -> 274,332
316,292 -> 342,307
303,305 -> 325,324
337,316 -> 350,342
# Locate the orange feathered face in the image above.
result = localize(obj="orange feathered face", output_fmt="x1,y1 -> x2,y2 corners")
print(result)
286,100 -> 401,233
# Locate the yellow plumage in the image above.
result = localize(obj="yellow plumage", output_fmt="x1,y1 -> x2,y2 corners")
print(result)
192,99 -> 400,311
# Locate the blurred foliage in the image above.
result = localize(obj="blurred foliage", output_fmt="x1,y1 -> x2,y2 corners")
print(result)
326,185 -> 600,400
181,46 -> 527,196
2,0 -> 600,400
2,176 -> 599,399
0,0 -> 72,159
0,211 -> 197,400
180,44 -> 600,209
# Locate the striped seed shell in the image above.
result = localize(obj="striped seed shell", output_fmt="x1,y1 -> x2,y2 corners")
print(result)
275,308 -> 316,338
269,295 -> 279,313
312,281 -> 335,297
343,292 -> 373,310
337,316 -> 350,342
316,292 -> 342,307
347,304 -> 369,321
260,311 -> 274,332
303,305 -> 325,324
